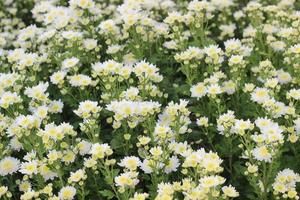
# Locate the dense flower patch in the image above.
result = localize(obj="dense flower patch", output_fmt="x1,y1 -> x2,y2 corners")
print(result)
1,0 -> 300,199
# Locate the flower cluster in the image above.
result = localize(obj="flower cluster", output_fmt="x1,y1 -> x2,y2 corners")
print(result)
0,0 -> 300,200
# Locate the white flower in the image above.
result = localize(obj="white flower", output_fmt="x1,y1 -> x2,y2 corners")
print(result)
74,100 -> 101,118
20,160 -> 38,175
62,57 -> 79,70
50,71 -> 67,85
9,137 -> 23,151
287,89 -> 300,100
252,146 -> 272,162
48,100 -> 64,113
119,156 -> 141,171
15,115 -> 40,129
83,38 -> 97,50
114,172 -> 139,187
0,157 -> 20,176
251,88 -> 270,103
228,55 -> 243,65
90,143 -> 112,159
77,140 -> 92,155
0,91 -> 22,108
68,74 -> 92,87
222,185 -> 239,197
61,31 -> 83,40
24,82 -> 49,101
190,83 -> 207,98
69,169 -> 85,183
39,164 -> 57,181
150,146 -> 163,157
207,84 -> 222,95
140,159 -> 154,174
199,175 -> 225,188
276,70 -> 292,84
58,186 -> 76,200
0,186 -> 8,197
164,156 -> 180,174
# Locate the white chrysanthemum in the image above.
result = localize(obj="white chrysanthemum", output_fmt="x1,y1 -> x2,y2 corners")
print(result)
33,105 -> 48,119
9,137 -> 23,151
199,175 -> 225,188
39,164 -> 57,181
252,146 -> 272,162
190,83 -> 207,98
20,189 -> 35,200
231,119 -> 253,134
0,91 -> 22,108
119,156 -> 141,171
77,140 -> 92,155
58,186 -> 76,200
255,117 -> 273,129
74,100 -> 102,118
289,44 -> 300,54
99,19 -> 119,35
287,89 -> 300,100
68,74 -> 92,87
222,185 -> 239,197
273,169 -> 300,196
140,159 -> 154,174
15,115 -> 40,129
0,157 -> 20,176
48,100 -> 64,113
251,88 -> 270,103
164,156 -> 180,174
61,31 -> 83,40
20,160 -> 38,175
114,172 -> 139,187
207,84 -> 222,95
222,80 -> 236,94
90,143 -> 113,159
69,169 -> 85,183
83,38 -> 97,50
62,57 -> 79,70
276,70 -> 292,84
157,182 -> 174,195
50,71 -> 67,85
129,193 -> 149,200
24,82 -> 49,101
69,0 -> 94,9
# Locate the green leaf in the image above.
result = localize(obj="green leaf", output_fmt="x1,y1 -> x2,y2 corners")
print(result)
99,190 -> 115,199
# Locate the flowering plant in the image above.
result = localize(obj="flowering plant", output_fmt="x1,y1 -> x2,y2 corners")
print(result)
0,0 -> 300,199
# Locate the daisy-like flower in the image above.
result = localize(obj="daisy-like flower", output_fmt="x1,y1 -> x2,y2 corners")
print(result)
252,146 -> 272,162
115,172 -> 139,188
199,175 -> 225,188
0,157 -> 20,176
0,91 -> 22,109
68,74 -> 92,87
58,186 -> 76,200
164,156 -> 180,174
68,169 -> 85,183
24,82 -> 49,101
119,156 -> 141,171
62,57 -> 79,70
50,71 -> 67,85
222,185 -> 239,197
19,160 -> 38,175
190,83 -> 207,98
74,100 -> 102,118
251,87 -> 270,103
